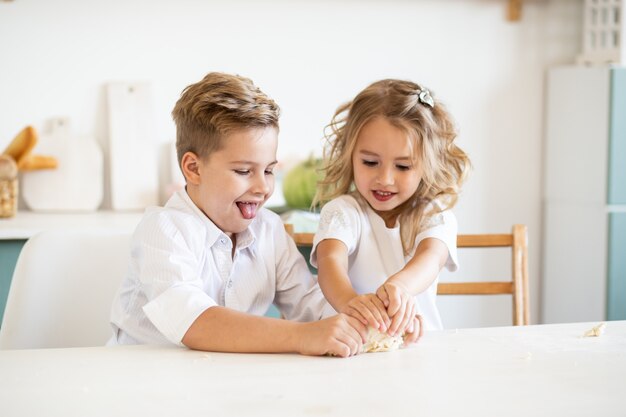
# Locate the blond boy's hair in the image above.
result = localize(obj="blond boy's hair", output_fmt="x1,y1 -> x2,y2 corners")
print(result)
315,79 -> 470,255
171,72 -> 280,167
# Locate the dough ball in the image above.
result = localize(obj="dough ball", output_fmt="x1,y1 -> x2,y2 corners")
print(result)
362,327 -> 403,353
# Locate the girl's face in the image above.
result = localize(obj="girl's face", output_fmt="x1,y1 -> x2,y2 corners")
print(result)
352,116 -> 422,225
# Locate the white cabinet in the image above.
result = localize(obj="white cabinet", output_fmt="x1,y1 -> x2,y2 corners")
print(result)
542,66 -> 626,323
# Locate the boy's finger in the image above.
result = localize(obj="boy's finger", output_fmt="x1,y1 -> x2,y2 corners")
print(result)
339,332 -> 360,357
328,341 -> 351,358
330,323 -> 361,357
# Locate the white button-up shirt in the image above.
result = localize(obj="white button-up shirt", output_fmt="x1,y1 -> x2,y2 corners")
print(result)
110,190 -> 331,346
310,194 -> 458,331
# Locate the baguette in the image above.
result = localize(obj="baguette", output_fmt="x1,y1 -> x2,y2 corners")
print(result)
2,126 -> 38,166
19,154 -> 58,171
0,154 -> 18,179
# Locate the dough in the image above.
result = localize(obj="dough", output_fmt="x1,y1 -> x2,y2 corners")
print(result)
583,322 -> 606,337
361,327 -> 403,353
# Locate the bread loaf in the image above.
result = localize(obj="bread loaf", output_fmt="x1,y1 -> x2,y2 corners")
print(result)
2,126 -> 38,168
0,154 -> 18,218
0,154 -> 18,180
19,154 -> 58,171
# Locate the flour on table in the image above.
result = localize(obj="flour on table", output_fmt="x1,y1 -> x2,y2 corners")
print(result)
362,327 -> 403,353
583,322 -> 606,337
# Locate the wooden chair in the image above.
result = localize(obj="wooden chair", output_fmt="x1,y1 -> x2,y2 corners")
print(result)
284,224 -> 530,326
438,225 -> 530,326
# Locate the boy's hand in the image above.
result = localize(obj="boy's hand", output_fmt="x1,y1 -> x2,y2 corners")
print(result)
402,314 -> 424,346
297,314 -> 368,358
376,281 -> 416,337
340,293 -> 391,332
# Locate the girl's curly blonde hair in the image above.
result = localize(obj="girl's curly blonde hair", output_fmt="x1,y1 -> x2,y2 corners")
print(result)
314,79 -> 470,255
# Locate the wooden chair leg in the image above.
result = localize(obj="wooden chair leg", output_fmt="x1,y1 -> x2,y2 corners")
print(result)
512,224 -> 530,325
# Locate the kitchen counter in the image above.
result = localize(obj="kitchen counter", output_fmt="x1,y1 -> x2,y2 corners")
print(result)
0,211 -> 144,324
0,211 -> 144,239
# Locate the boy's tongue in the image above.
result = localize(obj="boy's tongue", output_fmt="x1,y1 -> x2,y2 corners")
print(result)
236,202 -> 257,219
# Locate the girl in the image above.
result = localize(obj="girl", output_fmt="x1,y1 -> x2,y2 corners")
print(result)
311,79 -> 470,342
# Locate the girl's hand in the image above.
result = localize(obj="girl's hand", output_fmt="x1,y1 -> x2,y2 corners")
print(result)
376,281 -> 416,337
340,294 -> 391,332
402,314 -> 424,346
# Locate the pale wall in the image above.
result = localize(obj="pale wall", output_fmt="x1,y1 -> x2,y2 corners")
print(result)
0,0 -> 584,327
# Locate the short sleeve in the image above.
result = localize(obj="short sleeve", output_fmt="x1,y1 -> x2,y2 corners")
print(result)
415,209 -> 459,272
134,213 -> 217,345
310,196 -> 361,268
143,285 -> 217,345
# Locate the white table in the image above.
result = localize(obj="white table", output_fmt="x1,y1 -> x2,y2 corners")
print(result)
1,321 -> 625,417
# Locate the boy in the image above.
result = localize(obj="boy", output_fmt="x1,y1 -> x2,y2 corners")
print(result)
109,72 -> 366,357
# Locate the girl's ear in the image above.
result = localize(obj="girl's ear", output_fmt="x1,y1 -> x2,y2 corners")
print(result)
181,151 -> 201,185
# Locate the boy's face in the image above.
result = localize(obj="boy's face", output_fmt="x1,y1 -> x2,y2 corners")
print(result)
184,127 -> 278,237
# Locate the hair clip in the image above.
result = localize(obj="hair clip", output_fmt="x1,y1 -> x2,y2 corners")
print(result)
418,88 -> 434,108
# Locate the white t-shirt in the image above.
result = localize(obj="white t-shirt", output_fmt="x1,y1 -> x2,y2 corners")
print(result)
109,190 -> 332,346
310,194 -> 458,331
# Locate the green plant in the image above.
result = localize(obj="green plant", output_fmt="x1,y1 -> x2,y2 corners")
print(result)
282,156 -> 322,209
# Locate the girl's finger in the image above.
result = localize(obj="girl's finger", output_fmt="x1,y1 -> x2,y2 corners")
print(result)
397,302 -> 415,336
371,296 -> 391,327
389,300 -> 407,336
364,298 -> 388,331
416,314 -> 424,339
386,287 -> 402,317
403,324 -> 419,345
345,315 -> 369,343
357,304 -> 381,330
346,306 -> 368,327
403,315 -> 423,345
376,286 -> 390,307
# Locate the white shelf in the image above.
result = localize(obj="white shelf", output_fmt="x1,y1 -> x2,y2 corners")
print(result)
0,211 -> 143,240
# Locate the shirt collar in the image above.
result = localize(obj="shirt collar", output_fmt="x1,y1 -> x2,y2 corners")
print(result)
236,227 -> 258,258
173,189 -> 258,255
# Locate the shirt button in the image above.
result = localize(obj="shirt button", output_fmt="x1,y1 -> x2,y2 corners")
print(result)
227,281 -> 233,288
220,238 -> 227,245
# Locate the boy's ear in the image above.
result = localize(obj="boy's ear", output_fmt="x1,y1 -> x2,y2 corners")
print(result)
181,151 -> 201,185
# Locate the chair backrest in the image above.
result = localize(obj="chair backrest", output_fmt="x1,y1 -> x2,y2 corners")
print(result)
438,225 -> 530,325
0,230 -> 131,349
285,224 -> 530,326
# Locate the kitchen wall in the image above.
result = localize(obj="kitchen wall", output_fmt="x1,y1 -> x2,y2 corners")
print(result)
0,0 -> 584,328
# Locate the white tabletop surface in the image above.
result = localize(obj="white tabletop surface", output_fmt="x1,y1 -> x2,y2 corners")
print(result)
0,211 -> 143,239
1,321 -> 624,417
